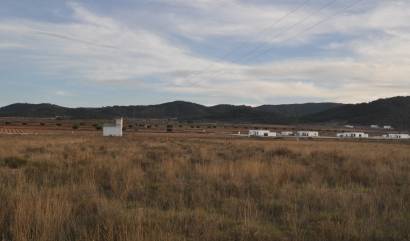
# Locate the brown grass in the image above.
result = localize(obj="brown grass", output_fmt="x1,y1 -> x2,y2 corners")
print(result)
0,134 -> 410,241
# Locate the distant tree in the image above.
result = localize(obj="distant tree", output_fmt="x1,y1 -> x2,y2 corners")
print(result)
93,123 -> 102,130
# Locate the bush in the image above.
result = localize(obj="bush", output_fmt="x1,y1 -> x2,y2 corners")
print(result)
0,157 -> 28,169
72,124 -> 79,130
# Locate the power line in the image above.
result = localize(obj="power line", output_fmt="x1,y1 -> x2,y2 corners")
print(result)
216,0 -> 312,62
235,0 -> 340,64
248,0 -> 366,62
177,0 -> 312,85
186,0 -> 341,86
191,0 -> 365,86
31,30 -> 119,50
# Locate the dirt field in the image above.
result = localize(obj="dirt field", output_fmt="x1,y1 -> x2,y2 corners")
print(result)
0,133 -> 410,241
1,117 -> 402,137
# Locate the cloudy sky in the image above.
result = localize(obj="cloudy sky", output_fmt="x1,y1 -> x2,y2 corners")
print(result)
1,0 -> 409,107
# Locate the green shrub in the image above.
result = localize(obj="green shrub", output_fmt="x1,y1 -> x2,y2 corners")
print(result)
93,123 -> 102,130
0,157 -> 28,169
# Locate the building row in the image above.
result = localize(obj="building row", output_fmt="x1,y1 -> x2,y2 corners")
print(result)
345,125 -> 394,130
248,130 -> 318,138
249,130 -> 410,139
337,132 -> 410,139
371,125 -> 393,130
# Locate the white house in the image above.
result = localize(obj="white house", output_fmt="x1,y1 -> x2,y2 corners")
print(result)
383,125 -> 393,130
249,130 -> 277,137
382,133 -> 410,139
280,131 -> 293,136
103,118 -> 123,137
297,131 -> 319,137
337,132 -> 369,138
344,125 -> 354,129
370,125 -> 379,129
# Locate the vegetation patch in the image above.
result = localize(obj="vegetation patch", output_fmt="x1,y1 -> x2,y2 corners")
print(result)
0,156 -> 28,169
0,136 -> 409,240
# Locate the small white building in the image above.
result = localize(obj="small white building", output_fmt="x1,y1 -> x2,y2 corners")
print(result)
249,130 -> 277,137
337,132 -> 369,138
297,131 -> 319,137
383,125 -> 393,130
382,133 -> 410,139
103,118 -> 123,137
344,125 -> 354,129
280,131 -> 293,136
370,125 -> 379,129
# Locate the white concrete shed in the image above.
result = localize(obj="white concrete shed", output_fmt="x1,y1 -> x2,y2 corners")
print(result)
297,131 -> 319,137
103,118 -> 123,137
280,131 -> 293,136
382,133 -> 409,139
337,132 -> 369,138
249,130 -> 277,137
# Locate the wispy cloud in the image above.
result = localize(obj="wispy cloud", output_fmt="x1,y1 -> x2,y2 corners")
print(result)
0,0 -> 409,105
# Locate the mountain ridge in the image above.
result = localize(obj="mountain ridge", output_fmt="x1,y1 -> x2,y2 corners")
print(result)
1,96 -> 409,129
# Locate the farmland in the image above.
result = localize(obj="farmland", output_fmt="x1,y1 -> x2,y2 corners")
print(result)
0,117 -> 404,138
0,133 -> 410,241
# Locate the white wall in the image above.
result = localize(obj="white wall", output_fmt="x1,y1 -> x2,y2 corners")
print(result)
337,132 -> 368,138
281,131 -> 293,136
103,118 -> 123,137
383,134 -> 410,139
249,130 -> 276,137
103,126 -> 123,137
297,131 -> 319,137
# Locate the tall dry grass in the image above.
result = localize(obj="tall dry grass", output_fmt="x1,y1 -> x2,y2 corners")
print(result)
0,134 -> 409,241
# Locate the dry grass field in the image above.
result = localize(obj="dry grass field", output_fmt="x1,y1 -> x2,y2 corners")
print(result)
0,134 -> 409,241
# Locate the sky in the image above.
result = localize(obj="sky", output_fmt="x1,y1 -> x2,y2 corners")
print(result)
1,0 -> 410,107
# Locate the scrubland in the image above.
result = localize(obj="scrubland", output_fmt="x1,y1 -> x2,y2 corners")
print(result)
0,134 -> 409,241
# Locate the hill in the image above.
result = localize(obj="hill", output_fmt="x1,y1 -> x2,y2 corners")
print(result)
304,96 -> 410,129
256,103 -> 342,117
1,96 -> 409,129
0,101 -> 287,124
0,103 -> 70,118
